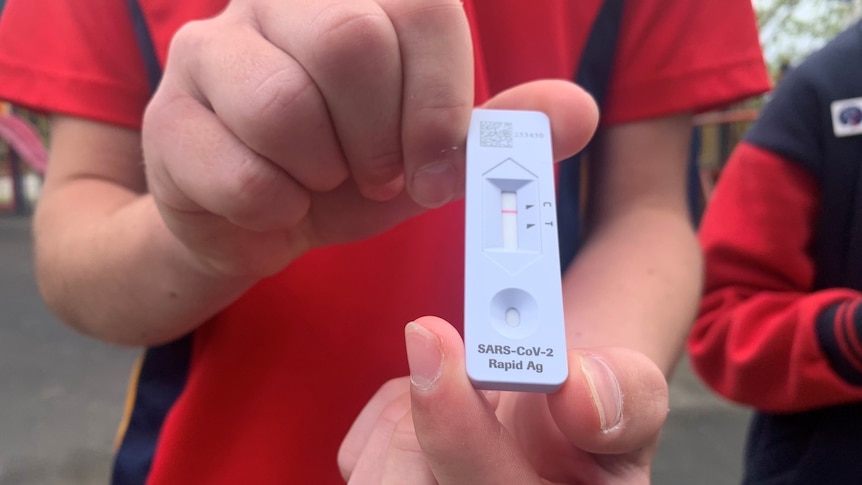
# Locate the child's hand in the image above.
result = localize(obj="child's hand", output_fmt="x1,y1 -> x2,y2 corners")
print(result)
142,0 -> 596,280
339,316 -> 668,485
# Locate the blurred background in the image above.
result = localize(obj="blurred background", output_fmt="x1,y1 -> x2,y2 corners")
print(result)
1,1 -> 861,484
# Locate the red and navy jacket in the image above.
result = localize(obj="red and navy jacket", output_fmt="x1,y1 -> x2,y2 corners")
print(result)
689,21 -> 862,484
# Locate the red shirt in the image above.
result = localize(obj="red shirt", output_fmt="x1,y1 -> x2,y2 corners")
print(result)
0,1 -> 769,483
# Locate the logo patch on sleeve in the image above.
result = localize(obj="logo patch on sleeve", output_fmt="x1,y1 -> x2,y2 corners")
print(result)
832,97 -> 862,137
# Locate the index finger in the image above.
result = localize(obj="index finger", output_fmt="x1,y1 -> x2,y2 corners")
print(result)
377,0 -> 474,208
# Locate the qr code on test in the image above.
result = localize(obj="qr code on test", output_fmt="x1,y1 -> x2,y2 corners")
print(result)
479,121 -> 513,148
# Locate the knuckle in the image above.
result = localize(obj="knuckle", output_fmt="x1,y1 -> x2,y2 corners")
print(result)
142,155 -> 173,207
223,153 -> 299,221
168,19 -> 213,61
377,396 -> 411,429
248,68 -> 316,128
311,5 -> 392,54
141,106 -> 195,211
228,156 -> 277,207
410,89 -> 470,139
390,416 -> 423,455
356,149 -> 403,185
141,94 -> 182,151
414,87 -> 470,119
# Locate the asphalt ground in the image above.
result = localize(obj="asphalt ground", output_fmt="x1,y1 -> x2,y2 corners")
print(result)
0,216 -> 751,485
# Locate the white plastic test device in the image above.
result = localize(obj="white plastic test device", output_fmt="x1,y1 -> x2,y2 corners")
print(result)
464,109 -> 568,393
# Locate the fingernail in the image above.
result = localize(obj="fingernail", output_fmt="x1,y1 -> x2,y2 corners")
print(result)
411,162 -> 456,208
405,321 -> 443,391
579,354 -> 622,432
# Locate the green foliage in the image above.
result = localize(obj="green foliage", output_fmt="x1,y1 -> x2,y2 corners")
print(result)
754,0 -> 861,79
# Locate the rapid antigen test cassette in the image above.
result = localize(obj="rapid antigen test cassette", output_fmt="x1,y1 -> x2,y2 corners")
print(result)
464,109 -> 568,393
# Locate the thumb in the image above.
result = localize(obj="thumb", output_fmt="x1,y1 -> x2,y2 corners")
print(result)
482,79 -> 599,162
547,348 -> 669,456
405,316 -> 542,485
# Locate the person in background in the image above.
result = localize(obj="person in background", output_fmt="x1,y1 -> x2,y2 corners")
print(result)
0,0 -> 769,483
689,20 -> 862,485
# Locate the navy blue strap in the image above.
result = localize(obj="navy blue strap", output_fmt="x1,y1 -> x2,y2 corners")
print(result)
126,0 -> 162,94
112,5 -> 182,485
556,0 -> 625,271
111,336 -> 193,485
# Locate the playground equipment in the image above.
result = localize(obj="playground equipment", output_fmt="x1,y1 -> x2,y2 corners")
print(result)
0,102 -> 47,214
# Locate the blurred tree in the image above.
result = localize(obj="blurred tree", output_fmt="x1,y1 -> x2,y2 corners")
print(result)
755,0 -> 862,78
